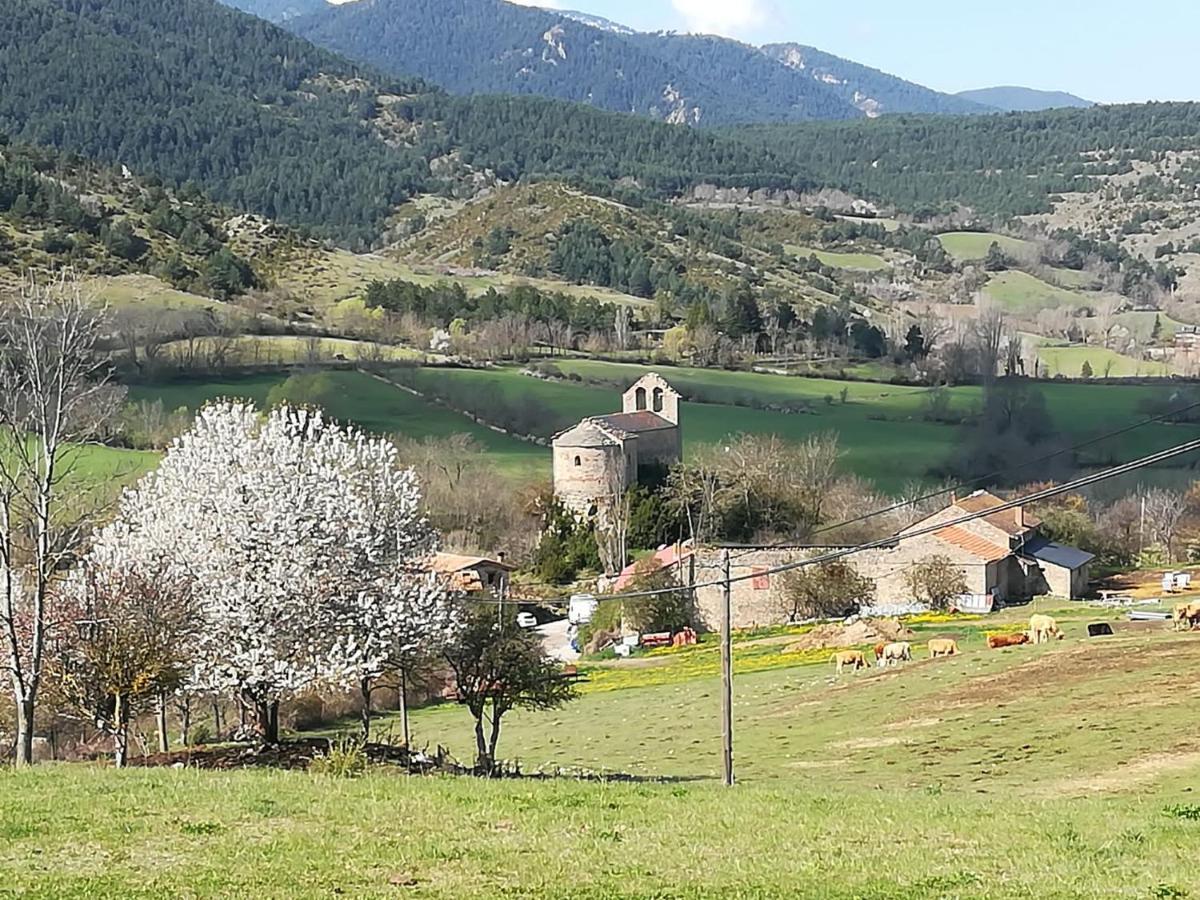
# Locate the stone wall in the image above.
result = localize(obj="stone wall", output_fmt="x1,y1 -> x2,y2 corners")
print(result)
552,442 -> 627,514
693,536 -> 1002,631
633,426 -> 681,469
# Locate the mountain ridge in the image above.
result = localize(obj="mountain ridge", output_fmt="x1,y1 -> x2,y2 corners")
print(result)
955,86 -> 1094,112
279,0 -> 992,124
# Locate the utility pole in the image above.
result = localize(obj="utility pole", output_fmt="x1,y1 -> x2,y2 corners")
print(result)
720,549 -> 734,787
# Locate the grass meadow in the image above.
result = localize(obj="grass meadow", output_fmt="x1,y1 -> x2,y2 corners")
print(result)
128,371 -> 545,476
6,603 -> 1200,898
785,244 -> 890,270
937,231 -> 1038,262
129,361 -> 1200,491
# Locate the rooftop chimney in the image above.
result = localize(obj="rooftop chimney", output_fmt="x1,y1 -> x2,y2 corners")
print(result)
1014,507 -> 1024,530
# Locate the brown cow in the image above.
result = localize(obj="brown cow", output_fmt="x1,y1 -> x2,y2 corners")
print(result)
987,632 -> 1031,649
873,642 -> 887,663
831,650 -> 869,674
1172,602 -> 1200,631
928,638 -> 960,658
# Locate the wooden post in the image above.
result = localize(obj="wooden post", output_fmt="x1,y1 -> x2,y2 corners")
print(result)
399,667 -> 411,749
721,549 -> 734,787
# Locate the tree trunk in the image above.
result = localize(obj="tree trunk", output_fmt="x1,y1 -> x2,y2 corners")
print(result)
156,693 -> 169,754
178,699 -> 192,747
473,713 -> 491,775
13,696 -> 35,766
487,705 -> 503,777
398,668 -> 410,749
212,699 -> 222,740
359,677 -> 372,741
251,699 -> 280,744
113,693 -> 128,768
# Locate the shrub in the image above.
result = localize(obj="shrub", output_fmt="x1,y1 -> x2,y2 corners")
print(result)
310,736 -> 367,779
777,561 -> 874,622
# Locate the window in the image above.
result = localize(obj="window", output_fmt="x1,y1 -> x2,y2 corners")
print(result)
635,386 -> 647,410
652,386 -> 664,413
574,455 -> 581,467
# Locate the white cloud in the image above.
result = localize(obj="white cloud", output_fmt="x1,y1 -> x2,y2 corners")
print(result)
670,0 -> 769,37
507,0 -> 564,7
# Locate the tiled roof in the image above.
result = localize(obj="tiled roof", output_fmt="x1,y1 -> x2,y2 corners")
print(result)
953,491 -> 1040,536
430,552 -> 516,574
552,420 -> 621,448
595,411 -> 675,434
612,542 -> 694,592
935,526 -> 1010,562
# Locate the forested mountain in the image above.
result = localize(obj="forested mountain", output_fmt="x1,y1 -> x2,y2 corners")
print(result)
955,86 -> 1094,112
739,103 -> 1200,218
760,44 -> 992,117
288,0 -> 858,125
0,0 -> 438,246
0,137 -> 274,300
0,0 -> 806,245
222,0 -> 327,20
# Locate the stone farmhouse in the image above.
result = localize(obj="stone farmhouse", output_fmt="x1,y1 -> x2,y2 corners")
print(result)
693,490 -> 1094,630
552,373 -> 682,515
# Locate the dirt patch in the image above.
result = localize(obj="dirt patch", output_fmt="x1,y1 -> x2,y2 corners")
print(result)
884,717 -> 942,732
782,618 -> 914,654
833,735 -> 911,751
1048,747 -> 1200,796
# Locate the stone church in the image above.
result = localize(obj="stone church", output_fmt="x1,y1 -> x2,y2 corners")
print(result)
552,373 -> 682,514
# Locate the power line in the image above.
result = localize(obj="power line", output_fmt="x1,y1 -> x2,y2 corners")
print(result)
520,436 -> 1200,607
722,393 -> 1200,561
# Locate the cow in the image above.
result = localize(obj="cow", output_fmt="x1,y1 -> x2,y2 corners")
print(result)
873,642 -> 887,663
831,650 -> 869,674
928,638 -> 960,658
987,632 -> 1031,649
1172,602 -> 1200,631
881,642 -> 912,666
1029,614 -> 1064,644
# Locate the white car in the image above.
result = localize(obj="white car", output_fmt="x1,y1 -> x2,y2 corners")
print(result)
516,611 -> 538,629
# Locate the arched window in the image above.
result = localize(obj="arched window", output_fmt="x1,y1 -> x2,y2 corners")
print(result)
574,455 -> 582,467
634,386 -> 647,410
652,387 -> 664,413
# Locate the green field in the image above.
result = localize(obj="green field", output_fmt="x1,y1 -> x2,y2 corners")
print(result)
937,231 -> 1037,262
128,371 -> 544,476
7,605 -> 1200,898
1038,344 -> 1176,378
785,245 -> 889,270
129,362 -> 1200,491
983,270 -> 1092,312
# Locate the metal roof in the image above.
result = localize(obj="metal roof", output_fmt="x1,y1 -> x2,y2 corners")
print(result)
1020,537 -> 1095,570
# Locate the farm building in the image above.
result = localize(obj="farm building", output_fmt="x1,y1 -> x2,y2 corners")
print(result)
430,552 -> 515,595
552,373 -> 682,515
692,491 -> 1094,630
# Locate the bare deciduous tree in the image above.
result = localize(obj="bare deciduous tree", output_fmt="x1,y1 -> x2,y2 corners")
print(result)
0,274 -> 119,765
973,305 -> 1006,382
1143,488 -> 1189,562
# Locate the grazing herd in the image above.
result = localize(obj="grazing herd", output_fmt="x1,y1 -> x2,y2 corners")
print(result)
829,602 -> 1200,677
830,613 -> 1065,676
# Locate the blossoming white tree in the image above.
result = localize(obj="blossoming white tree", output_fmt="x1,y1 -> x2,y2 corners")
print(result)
100,401 -> 457,743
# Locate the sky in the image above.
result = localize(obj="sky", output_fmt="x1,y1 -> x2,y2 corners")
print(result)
507,0 -> 1200,103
